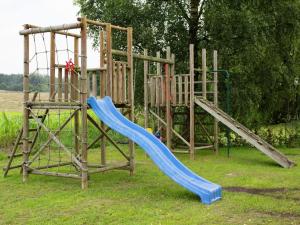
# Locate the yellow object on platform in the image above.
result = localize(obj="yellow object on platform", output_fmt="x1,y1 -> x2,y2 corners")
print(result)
146,128 -> 153,134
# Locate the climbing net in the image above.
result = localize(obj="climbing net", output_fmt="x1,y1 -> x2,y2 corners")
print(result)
26,30 -> 83,174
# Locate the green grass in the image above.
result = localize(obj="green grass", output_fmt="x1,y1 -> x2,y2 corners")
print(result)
0,146 -> 299,225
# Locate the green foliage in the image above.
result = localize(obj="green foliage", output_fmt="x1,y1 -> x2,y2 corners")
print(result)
0,74 -> 50,92
204,0 -> 300,126
74,0 -> 300,128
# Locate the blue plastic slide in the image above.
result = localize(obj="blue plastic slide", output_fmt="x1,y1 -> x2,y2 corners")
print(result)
88,96 -> 222,204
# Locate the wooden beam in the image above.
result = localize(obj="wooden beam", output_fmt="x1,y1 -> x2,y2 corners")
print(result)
213,50 -> 219,154
127,27 -> 135,175
144,49 -> 149,128
20,23 -> 82,35
149,109 -> 190,147
189,44 -> 195,159
166,47 -> 172,149
22,32 -> 30,182
80,17 -> 88,189
87,114 -> 129,160
99,30 -> 106,165
24,24 -> 81,38
111,49 -> 173,64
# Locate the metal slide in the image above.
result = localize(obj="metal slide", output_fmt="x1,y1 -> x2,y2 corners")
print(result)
194,97 -> 295,168
88,96 -> 221,204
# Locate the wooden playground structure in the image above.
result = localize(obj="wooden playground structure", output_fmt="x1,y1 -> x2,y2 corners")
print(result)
144,45 -> 219,159
3,17 -> 295,189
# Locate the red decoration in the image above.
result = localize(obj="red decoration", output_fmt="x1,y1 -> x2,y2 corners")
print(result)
65,59 -> 75,73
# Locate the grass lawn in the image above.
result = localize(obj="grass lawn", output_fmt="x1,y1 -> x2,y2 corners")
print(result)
0,146 -> 299,225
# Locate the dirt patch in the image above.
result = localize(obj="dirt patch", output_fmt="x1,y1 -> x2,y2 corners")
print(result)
224,186 -> 300,202
264,211 -> 300,218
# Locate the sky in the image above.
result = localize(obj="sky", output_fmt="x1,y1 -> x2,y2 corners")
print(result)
0,0 -> 99,74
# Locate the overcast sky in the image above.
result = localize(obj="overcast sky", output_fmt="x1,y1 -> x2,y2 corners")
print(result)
0,0 -> 83,74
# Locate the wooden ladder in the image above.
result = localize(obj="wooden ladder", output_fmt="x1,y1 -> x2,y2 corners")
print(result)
3,92 -> 49,177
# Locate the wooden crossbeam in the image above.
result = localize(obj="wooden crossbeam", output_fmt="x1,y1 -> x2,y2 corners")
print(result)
87,114 -> 130,161
149,109 -> 190,147
28,109 -> 84,170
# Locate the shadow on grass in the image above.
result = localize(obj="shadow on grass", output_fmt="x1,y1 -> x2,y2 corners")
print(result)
224,186 -> 300,202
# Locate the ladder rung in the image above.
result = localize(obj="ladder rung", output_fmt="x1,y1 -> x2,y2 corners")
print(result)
29,115 -> 44,119
7,153 -> 23,158
3,164 -> 23,171
17,140 -> 33,145
29,128 -> 38,132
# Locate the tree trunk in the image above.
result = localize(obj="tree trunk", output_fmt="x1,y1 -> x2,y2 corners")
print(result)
189,0 -> 201,68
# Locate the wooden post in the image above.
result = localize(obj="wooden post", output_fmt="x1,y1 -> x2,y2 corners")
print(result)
74,37 -> 80,156
80,17 -> 88,189
213,50 -> 219,154
190,44 -> 195,159
127,27 -> 135,174
156,51 -> 161,130
99,30 -> 106,165
202,48 -> 207,99
22,33 -> 30,182
144,49 -> 148,128
166,47 -> 172,149
50,32 -> 55,101
58,68 -> 62,102
171,54 -> 176,105
106,24 -> 112,96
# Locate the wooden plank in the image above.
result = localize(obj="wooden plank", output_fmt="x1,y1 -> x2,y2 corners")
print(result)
184,75 -> 189,105
150,77 -> 155,107
121,63 -> 126,103
117,62 -> 122,103
113,61 -> 117,102
92,72 -> 97,96
64,68 -> 69,101
178,76 -> 183,105
189,44 -> 195,159
155,77 -> 160,107
87,74 -> 91,96
161,76 -> 165,106
58,68 -> 62,102
50,32 -> 55,101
